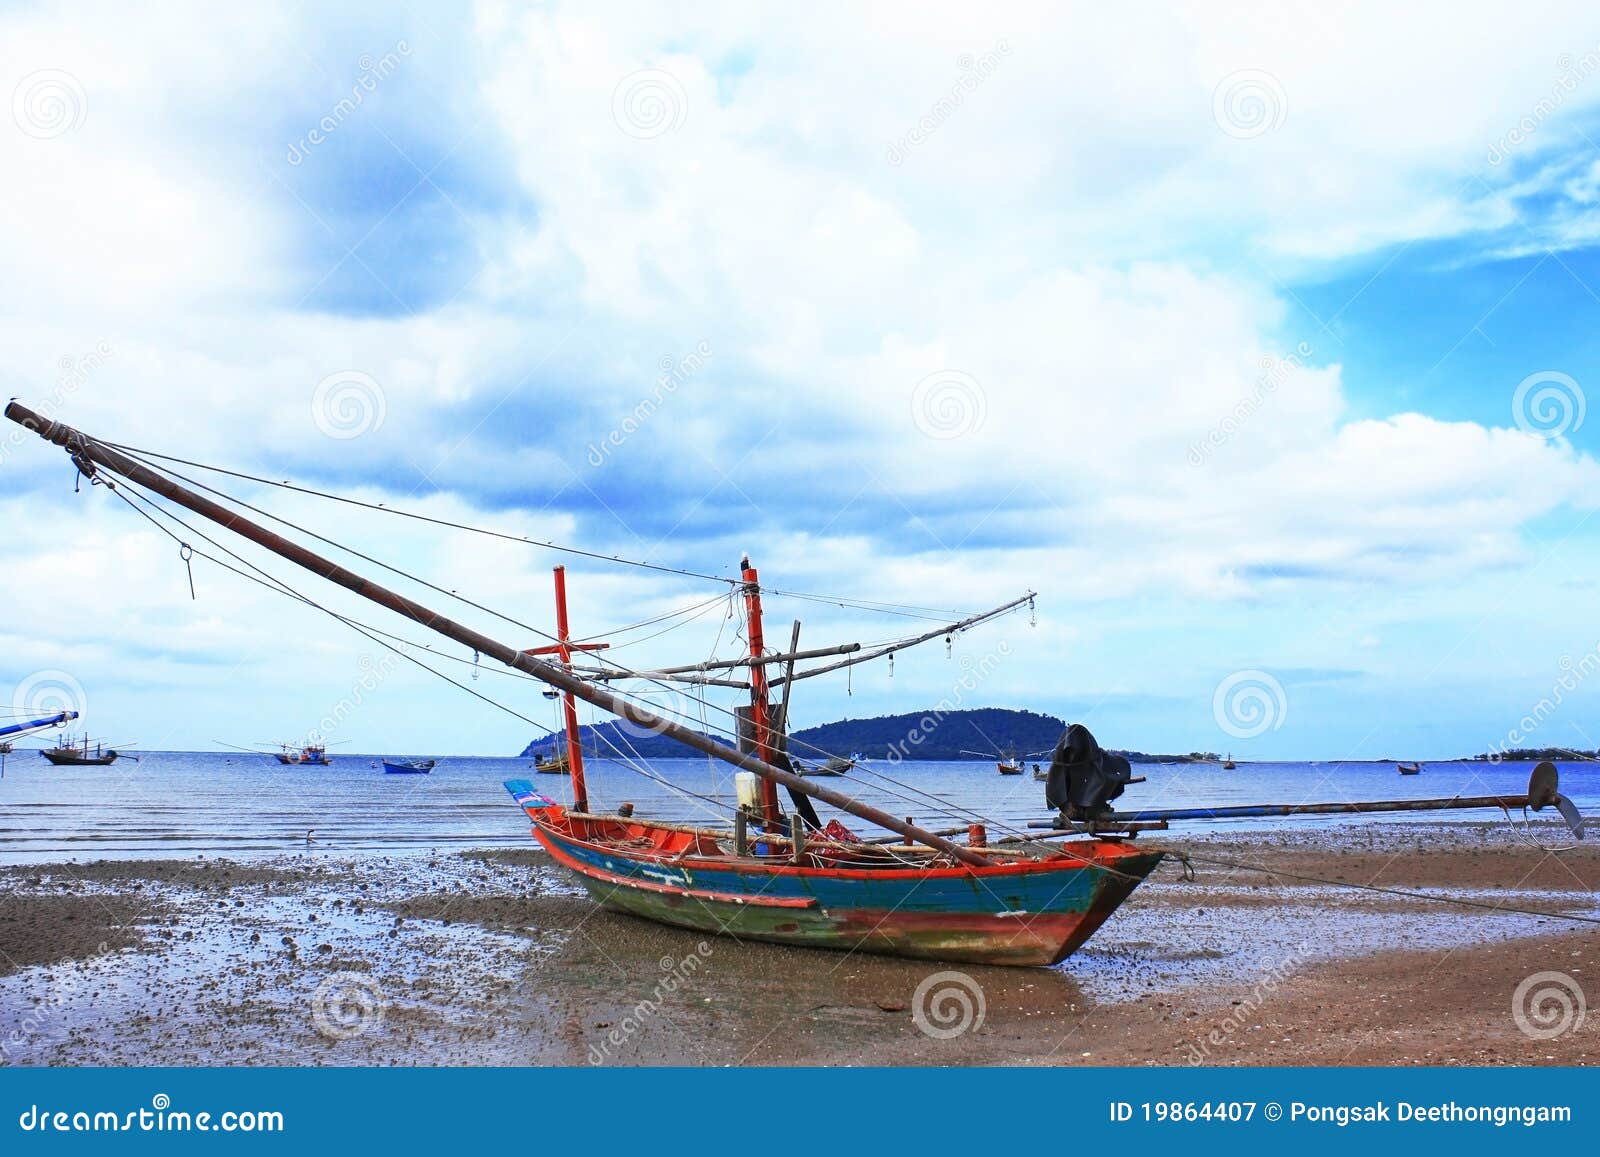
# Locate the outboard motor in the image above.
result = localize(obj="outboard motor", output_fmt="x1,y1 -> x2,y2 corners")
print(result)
1045,723 -> 1133,820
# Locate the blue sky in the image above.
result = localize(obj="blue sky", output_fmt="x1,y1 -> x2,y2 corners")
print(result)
5,2 -> 1600,760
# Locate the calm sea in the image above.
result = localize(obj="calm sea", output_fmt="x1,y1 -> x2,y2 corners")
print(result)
0,751 -> 1592,864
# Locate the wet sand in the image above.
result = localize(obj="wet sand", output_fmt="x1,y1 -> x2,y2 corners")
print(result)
1,824 -> 1596,1066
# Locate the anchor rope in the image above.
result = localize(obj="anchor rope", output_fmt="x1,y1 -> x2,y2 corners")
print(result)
1161,848 -> 1600,927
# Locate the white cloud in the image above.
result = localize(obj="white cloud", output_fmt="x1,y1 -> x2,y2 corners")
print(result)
5,1 -> 1600,754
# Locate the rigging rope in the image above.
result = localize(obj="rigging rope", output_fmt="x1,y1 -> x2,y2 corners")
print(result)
107,479 -> 556,735
101,441 -> 1004,621
1164,848 -> 1600,927
83,449 -> 1055,848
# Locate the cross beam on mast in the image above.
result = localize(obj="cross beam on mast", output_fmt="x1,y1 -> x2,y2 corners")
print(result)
582,641 -> 862,681
5,401 -> 992,866
772,592 -> 1036,686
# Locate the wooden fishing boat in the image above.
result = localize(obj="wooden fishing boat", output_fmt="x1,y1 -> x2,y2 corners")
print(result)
504,781 -> 1161,966
275,743 -> 331,766
40,735 -> 121,765
1397,761 -> 1422,775
796,755 -> 853,776
383,758 -> 435,774
534,750 -> 571,774
962,747 -> 1029,774
1222,753 -> 1236,769
9,402 -> 1584,970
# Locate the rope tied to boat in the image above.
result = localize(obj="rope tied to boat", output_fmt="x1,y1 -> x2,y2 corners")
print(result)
179,543 -> 195,600
1159,846 -> 1600,927
1168,849 -> 1196,882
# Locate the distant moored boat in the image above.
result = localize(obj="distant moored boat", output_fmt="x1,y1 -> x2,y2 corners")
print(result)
797,755 -> 853,777
40,735 -> 123,766
382,758 -> 435,775
275,743 -> 331,766
535,750 -> 571,774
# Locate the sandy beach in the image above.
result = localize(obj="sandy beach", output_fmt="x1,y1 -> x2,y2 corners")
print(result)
1,822 -> 1595,1067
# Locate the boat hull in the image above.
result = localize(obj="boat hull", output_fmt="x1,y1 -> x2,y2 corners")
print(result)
39,750 -> 117,766
517,795 -> 1161,967
383,760 -> 434,774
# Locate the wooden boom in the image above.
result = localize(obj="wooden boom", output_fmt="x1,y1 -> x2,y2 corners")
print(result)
4,400 -> 991,866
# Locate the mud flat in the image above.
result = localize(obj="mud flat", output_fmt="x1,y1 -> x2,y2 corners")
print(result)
0,824 -> 1595,1066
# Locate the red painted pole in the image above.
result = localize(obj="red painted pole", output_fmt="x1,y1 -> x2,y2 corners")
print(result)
742,556 -> 781,826
552,565 -> 588,812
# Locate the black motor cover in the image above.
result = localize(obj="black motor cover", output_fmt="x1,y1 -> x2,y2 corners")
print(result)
1045,723 -> 1133,818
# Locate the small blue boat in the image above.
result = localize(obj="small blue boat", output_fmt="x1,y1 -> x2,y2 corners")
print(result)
382,758 -> 435,775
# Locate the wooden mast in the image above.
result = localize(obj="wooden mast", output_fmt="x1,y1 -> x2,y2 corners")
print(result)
552,566 -> 586,810
741,555 -> 781,827
4,401 -> 991,866
521,565 -> 607,811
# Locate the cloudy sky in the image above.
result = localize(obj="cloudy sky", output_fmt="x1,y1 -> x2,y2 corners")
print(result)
4,1 -> 1600,760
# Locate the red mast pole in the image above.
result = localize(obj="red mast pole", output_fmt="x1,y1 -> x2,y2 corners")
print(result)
552,565 -> 588,813
742,555 -> 781,826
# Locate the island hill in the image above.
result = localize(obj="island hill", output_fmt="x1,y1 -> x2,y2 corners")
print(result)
520,707 -> 1221,764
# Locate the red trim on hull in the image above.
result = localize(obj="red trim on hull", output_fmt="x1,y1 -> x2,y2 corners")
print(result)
538,832 -> 818,909
519,804 -> 1147,883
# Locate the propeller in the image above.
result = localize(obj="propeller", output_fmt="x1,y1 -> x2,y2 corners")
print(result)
1528,761 -> 1585,839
